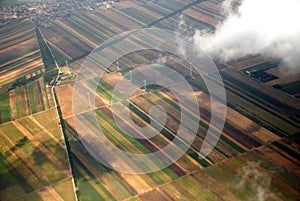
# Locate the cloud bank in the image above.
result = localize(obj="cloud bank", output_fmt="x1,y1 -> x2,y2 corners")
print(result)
193,0 -> 300,73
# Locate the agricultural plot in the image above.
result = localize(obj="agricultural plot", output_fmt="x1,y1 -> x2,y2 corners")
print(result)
0,22 -> 44,85
154,0 -> 224,32
10,79 -> 54,121
152,0 -> 188,11
280,80 -> 300,97
0,108 -> 75,201
183,6 -> 220,27
220,68 -> 300,118
228,55 -> 273,70
59,68 -> 300,201
0,78 -> 53,123
132,142 -> 300,201
1,0 -> 298,200
156,13 -> 215,33
266,66 -> 300,87
63,105 -> 203,201
182,65 -> 300,140
40,24 -> 92,61
41,4 -> 145,62
227,54 -> 300,98
120,7 -> 163,25
0,91 -> 10,123
55,43 -> 300,200
40,0 -> 206,65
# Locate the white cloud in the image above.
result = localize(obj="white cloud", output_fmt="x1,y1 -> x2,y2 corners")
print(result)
193,0 -> 300,73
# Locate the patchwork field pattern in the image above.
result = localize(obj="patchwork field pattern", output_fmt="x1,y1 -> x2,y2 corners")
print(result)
55,35 -> 300,200
0,79 -> 54,123
0,0 -> 300,200
0,108 -> 75,201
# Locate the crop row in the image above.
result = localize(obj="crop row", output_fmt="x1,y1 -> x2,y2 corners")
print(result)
0,109 -> 74,200
0,79 -> 54,123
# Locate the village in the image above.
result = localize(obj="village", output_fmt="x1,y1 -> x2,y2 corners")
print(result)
0,0 -> 115,27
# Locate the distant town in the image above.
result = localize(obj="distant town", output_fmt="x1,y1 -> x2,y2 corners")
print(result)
0,0 -> 116,27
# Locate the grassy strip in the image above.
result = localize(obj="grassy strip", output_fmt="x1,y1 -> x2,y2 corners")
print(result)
35,28 -> 56,71
15,87 -> 24,118
0,91 -> 11,123
26,82 -> 37,114
85,79 -> 111,101
36,80 -> 45,111
47,44 -> 67,66
43,83 -> 50,108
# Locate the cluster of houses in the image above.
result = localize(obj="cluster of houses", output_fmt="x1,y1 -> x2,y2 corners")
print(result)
0,0 -> 116,27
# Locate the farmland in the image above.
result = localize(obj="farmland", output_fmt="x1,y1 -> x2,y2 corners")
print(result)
0,78 -> 54,123
0,22 -> 44,86
228,54 -> 300,99
0,0 -> 300,200
0,108 -> 75,201
40,0 -> 214,62
55,34 -> 300,200
56,64 -> 300,200
50,1 -> 300,196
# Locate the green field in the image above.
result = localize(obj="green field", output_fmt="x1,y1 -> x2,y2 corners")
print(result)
0,109 -> 75,200
35,28 -> 56,71
0,91 -> 11,123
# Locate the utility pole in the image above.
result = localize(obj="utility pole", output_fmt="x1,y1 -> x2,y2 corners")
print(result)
129,70 -> 132,81
189,64 -> 194,78
144,80 -> 147,91
66,60 -> 70,74
87,92 -> 91,108
116,60 -> 120,72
